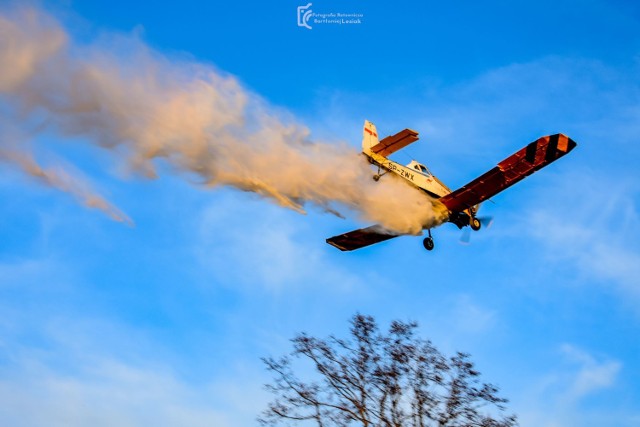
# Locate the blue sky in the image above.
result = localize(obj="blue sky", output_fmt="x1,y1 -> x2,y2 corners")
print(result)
1,1 -> 639,426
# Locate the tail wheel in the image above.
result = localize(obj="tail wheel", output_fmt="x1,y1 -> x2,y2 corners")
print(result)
470,217 -> 481,231
423,237 -> 434,251
373,174 -> 380,181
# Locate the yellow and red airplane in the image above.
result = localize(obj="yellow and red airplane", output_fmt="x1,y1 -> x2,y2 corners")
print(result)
327,120 -> 577,251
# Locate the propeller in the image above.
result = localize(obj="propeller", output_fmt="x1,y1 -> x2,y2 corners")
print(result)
478,215 -> 494,229
459,216 -> 494,245
460,227 -> 471,245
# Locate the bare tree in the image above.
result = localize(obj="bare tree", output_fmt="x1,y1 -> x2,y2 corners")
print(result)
260,314 -> 517,427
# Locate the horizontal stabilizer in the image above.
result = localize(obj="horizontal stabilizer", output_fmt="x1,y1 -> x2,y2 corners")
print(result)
326,225 -> 399,251
370,128 -> 419,157
439,134 -> 577,213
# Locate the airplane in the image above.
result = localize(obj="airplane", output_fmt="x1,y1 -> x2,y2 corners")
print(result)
326,120 -> 577,252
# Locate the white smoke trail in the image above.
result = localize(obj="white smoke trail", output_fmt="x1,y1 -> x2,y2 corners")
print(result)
0,148 -> 133,225
0,7 -> 448,234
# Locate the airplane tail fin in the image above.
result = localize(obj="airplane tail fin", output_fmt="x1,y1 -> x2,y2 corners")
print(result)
362,120 -> 379,156
362,121 -> 420,158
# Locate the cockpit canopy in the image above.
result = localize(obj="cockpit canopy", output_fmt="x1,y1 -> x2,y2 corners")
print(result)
407,160 -> 432,176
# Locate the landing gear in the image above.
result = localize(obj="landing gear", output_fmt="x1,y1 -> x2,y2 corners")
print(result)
422,229 -> 435,251
372,166 -> 386,182
470,216 -> 481,231
423,237 -> 434,251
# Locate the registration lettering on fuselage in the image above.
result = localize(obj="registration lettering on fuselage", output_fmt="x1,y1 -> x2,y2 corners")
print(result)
385,161 -> 415,181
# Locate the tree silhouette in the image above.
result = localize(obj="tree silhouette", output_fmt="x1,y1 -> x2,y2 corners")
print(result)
260,314 -> 517,427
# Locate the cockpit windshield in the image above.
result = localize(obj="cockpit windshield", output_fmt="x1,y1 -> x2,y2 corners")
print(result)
413,163 -> 432,176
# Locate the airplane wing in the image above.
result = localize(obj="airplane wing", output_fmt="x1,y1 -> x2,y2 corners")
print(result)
370,128 -> 419,157
439,133 -> 577,213
326,225 -> 400,251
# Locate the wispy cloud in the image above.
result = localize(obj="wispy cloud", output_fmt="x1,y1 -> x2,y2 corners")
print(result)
0,256 -> 269,427
450,293 -> 497,334
516,344 -> 623,427
559,344 -> 621,403
0,356 -> 235,427
193,193 -> 365,293
303,55 -> 639,179
520,168 -> 640,304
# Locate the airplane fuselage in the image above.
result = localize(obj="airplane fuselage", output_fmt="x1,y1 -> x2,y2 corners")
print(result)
366,152 -> 477,229
367,152 -> 450,199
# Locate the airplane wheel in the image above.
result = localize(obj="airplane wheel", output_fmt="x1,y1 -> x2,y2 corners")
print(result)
373,174 -> 380,182
470,217 -> 481,231
423,237 -> 434,251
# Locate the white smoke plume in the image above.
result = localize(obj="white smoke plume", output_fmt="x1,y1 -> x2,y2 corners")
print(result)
0,148 -> 133,224
0,7 -> 448,234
